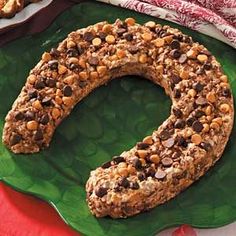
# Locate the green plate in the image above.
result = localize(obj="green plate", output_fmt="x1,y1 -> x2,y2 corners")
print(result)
0,2 -> 236,236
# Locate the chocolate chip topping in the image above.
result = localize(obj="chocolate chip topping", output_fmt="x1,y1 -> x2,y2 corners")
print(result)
162,137 -> 175,148
25,111 -> 35,121
186,117 -> 196,126
34,129 -> 43,141
133,158 -> 142,170
28,88 -> 38,99
170,40 -> 180,49
98,32 -> 107,41
50,48 -> 60,57
83,32 -> 94,42
178,54 -> 187,64
173,108 -> 183,118
130,181 -> 139,190
10,133 -> 22,146
95,186 -> 108,197
119,177 -> 130,188
170,49 -> 181,59
67,48 -> 78,57
194,110 -> 205,118
137,172 -> 146,181
171,75 -> 181,85
128,45 -> 139,54
124,33 -> 133,41
203,63 -> 212,70
101,161 -> 111,169
137,142 -> 149,150
222,88 -> 231,98
35,79 -> 45,90
193,82 -> 204,92
192,120 -> 204,133
41,97 -> 52,106
177,136 -> 188,148
48,60 -> 58,70
88,57 -> 99,66
40,114 -> 49,125
15,111 -> 24,121
117,28 -> 127,36
63,85 -> 73,97
173,89 -> 181,98
46,78 -> 56,88
112,156 -> 125,164
79,81 -> 87,88
145,167 -> 156,177
174,119 -> 185,129
155,170 -> 166,180
160,130 -> 171,141
161,157 -> 173,167
199,142 -> 211,151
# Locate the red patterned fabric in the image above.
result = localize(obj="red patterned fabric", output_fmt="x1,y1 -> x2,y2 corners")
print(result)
98,0 -> 236,48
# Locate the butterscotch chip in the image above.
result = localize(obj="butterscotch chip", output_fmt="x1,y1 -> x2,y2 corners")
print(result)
186,49 -> 197,58
51,108 -> 61,119
197,54 -> 208,63
102,24 -> 112,33
55,96 -> 62,105
205,106 -> 212,115
145,21 -> 156,28
143,136 -> 153,145
78,58 -> 86,68
137,150 -> 148,158
26,121 -> 38,131
62,97 -> 73,106
58,65 -> 67,75
191,134 -> 202,145
92,37 -> 102,47
220,75 -> 228,82
203,123 -> 210,133
28,74 -> 37,84
206,92 -> 216,103
125,17 -> 135,26
42,52 -> 51,62
64,75 -> 76,85
212,117 -> 223,126
67,40 -> 76,48
118,168 -> 128,177
139,54 -> 148,64
127,165 -> 136,174
32,100 -> 42,110
142,33 -> 152,41
150,154 -> 160,164
116,49 -> 126,59
153,38 -> 164,47
188,89 -> 196,98
220,103 -> 230,113
105,35 -> 115,44
90,71 -> 99,80
156,65 -> 163,74
79,71 -> 89,80
97,66 -> 107,76
210,122 -> 220,131
180,70 -> 189,80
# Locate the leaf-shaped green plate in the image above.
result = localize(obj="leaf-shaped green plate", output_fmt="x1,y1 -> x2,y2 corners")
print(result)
0,2 -> 236,236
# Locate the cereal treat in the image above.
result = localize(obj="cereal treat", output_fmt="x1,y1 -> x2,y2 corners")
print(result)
2,19 -> 234,218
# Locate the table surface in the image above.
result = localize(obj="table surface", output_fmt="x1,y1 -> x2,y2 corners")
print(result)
0,1 -> 235,235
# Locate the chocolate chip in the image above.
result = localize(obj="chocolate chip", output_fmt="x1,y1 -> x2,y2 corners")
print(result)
15,111 -> 24,121
193,82 -> 204,92
183,36 -> 192,43
173,89 -> 181,98
25,111 -> 35,121
194,110 -> 205,118
98,32 -> 107,41
63,85 -> 73,97
170,40 -> 180,49
112,156 -> 125,164
178,54 -> 187,64
137,142 -> 149,150
159,130 -> 171,141
77,44 -> 84,54
88,57 -> 99,66
40,114 -> 49,125
177,136 -> 188,148
101,161 -> 111,169
161,157 -> 173,167
50,48 -> 60,57
195,97 -> 207,106
128,45 -> 139,54
173,108 -> 183,118
117,28 -> 127,36
124,33 -> 133,41
48,60 -> 58,70
10,133 -> 22,146
28,88 -> 38,99
69,63 -> 79,70
201,49 -> 211,56
35,79 -> 45,89
174,119 -> 185,129
171,75 -> 181,84
133,158 -> 142,170
119,21 -> 128,29
67,48 -> 78,57
172,151 -> 181,159
199,142 -> 211,151
196,67 -> 204,75
95,186 -> 108,197
162,137 -> 175,148
186,117 -> 196,126
130,181 -> 139,190
222,88 -> 231,98
145,167 -> 156,177
137,172 -> 146,181
203,63 -> 212,70
170,49 -> 181,59
155,170 -> 166,180
46,78 -> 56,88
34,129 -> 43,141
83,32 -> 94,42
119,177 -> 130,188
114,184 -> 122,192
192,121 -> 204,133
41,97 -> 52,106
79,81 -> 87,88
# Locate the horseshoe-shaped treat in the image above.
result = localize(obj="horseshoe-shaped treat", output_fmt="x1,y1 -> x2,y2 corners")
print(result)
2,18 -> 234,218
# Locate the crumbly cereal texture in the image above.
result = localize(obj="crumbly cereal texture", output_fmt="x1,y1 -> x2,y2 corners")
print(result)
2,19 -> 234,218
